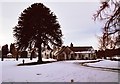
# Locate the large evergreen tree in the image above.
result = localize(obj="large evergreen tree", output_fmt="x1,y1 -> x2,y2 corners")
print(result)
13,3 -> 63,63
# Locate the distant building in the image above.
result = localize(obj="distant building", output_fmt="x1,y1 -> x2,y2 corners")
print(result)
42,46 -> 53,59
41,43 -> 96,61
54,43 -> 96,61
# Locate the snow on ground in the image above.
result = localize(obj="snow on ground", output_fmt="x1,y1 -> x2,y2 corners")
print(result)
0,58 -> 119,82
65,59 -> 101,64
87,60 -> 120,69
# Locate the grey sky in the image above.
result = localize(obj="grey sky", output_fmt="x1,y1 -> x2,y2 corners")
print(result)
0,1 -> 102,50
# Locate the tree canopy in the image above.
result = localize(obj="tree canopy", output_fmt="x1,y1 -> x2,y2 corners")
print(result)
13,3 -> 63,62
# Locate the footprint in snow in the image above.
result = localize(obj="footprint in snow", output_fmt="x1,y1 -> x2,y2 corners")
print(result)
36,73 -> 41,75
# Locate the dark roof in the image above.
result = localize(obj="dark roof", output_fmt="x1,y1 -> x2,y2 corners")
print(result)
69,46 -> 93,52
55,46 -> 93,56
55,46 -> 72,56
57,46 -> 66,55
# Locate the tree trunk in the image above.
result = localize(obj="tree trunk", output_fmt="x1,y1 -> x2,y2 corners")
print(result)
16,51 -> 18,61
30,54 -> 32,60
30,52 -> 33,60
16,54 -> 18,61
37,44 -> 43,63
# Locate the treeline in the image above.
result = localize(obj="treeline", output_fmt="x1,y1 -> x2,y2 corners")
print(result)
1,43 -> 37,61
96,48 -> 120,58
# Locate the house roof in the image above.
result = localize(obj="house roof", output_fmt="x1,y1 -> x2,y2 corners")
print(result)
56,46 -> 69,55
69,46 -> 93,52
55,46 -> 93,56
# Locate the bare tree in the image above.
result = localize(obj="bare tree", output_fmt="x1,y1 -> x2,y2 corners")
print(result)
94,0 -> 120,49
97,35 -> 115,50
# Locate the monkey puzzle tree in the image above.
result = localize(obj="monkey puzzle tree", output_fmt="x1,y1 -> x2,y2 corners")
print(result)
13,3 -> 63,63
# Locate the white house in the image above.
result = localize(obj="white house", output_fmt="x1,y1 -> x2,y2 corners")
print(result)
42,46 -> 52,59
54,43 -> 96,61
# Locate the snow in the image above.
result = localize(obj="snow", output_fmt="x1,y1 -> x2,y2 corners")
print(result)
87,60 -> 120,69
65,59 -> 100,63
112,56 -> 120,60
0,58 -> 119,83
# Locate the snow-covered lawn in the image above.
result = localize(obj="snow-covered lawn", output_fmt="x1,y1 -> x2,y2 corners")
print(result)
87,60 -> 120,69
0,58 -> 119,83
65,59 -> 101,64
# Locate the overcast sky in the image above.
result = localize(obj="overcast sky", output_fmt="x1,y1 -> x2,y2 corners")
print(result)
0,0 -> 102,50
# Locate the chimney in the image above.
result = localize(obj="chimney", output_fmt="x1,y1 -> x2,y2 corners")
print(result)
70,43 -> 73,47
